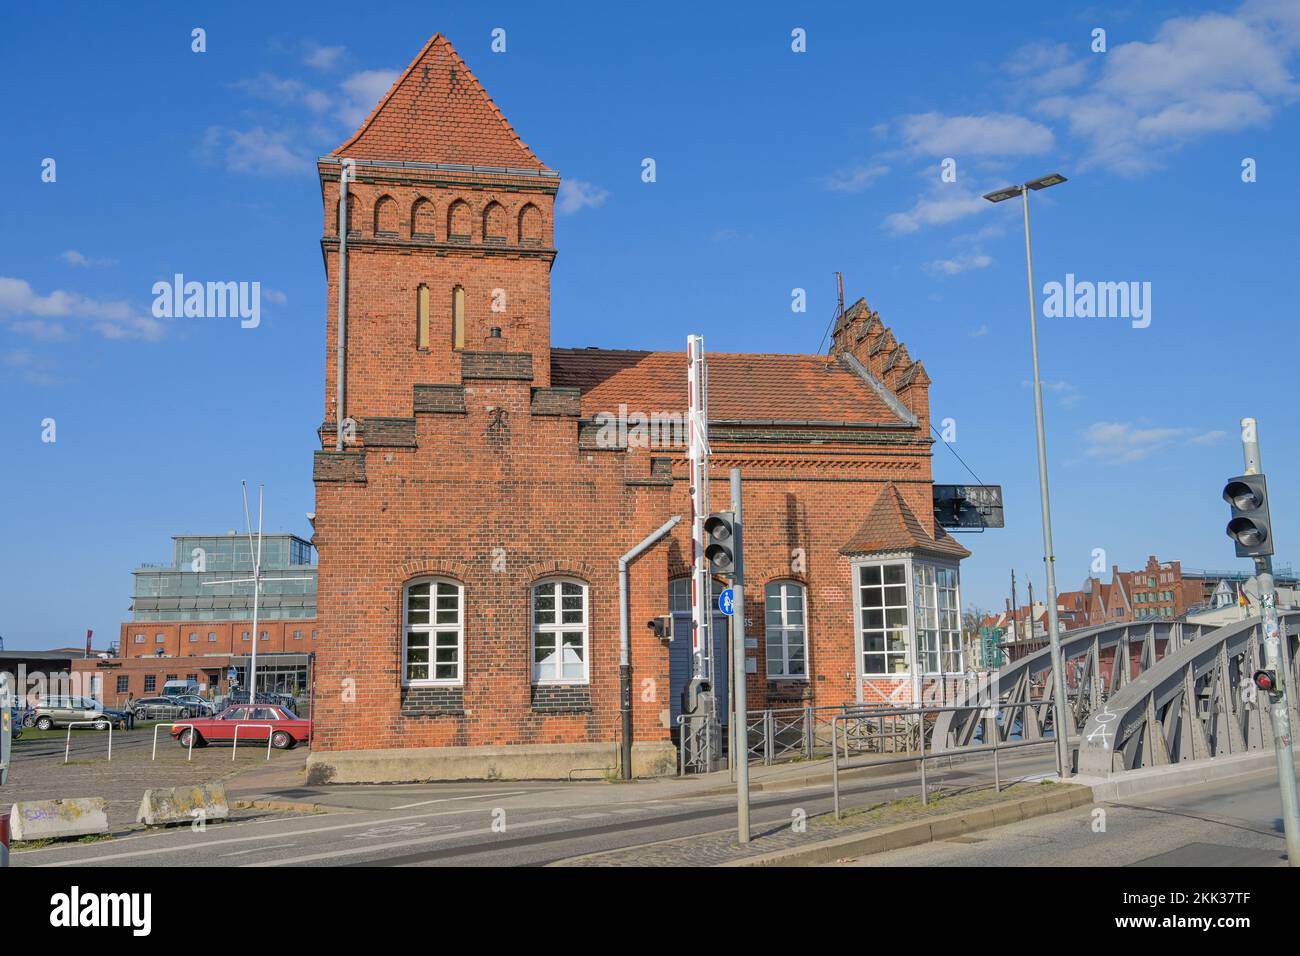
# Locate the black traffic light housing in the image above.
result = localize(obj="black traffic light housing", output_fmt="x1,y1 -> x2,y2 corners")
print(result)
1223,474 -> 1274,558
1253,669 -> 1278,694
646,615 -> 673,641
703,512 -> 736,577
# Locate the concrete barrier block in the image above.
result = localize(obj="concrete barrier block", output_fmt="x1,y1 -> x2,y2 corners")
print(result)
137,783 -> 229,827
10,798 -> 109,841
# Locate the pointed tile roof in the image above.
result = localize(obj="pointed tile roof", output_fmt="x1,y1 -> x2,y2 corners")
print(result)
331,34 -> 549,170
840,483 -> 971,559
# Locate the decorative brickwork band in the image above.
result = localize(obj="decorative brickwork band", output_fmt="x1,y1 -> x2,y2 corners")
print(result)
317,418 -> 417,449
413,384 -> 468,414
400,686 -> 465,717
313,451 -> 366,483
460,351 -> 534,381
529,386 -> 582,417
530,684 -> 592,713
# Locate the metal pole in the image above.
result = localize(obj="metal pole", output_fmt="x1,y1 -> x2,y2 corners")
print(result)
730,468 -> 751,843
1241,419 -> 1300,866
1020,186 -> 1072,780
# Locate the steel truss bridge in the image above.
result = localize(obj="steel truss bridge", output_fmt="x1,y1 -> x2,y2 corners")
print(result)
932,612 -> 1300,776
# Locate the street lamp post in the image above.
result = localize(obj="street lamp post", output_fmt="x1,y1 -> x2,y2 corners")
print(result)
984,173 -> 1072,780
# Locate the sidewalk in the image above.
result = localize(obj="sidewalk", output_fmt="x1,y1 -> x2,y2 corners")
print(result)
552,780 -> 1092,866
4,733 -> 310,833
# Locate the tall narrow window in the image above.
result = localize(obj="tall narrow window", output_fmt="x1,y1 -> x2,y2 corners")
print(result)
452,285 -> 465,349
765,581 -> 807,678
404,579 -> 463,684
416,284 -> 430,350
532,579 -> 588,683
858,563 -> 909,674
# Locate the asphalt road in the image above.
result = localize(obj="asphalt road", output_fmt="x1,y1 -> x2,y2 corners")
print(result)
11,750 -> 1055,867
837,770 -> 1293,867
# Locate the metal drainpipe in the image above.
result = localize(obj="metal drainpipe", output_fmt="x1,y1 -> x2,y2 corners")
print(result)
335,159 -> 352,451
619,515 -> 682,779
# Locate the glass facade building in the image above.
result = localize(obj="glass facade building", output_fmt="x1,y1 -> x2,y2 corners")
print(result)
131,533 -> 317,622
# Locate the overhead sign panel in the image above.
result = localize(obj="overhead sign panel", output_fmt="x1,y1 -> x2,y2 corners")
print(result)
933,484 -> 1004,530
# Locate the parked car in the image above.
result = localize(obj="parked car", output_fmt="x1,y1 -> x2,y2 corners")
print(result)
28,696 -> 126,731
131,696 -> 196,721
169,694 -> 216,717
222,690 -> 298,710
161,679 -> 201,698
170,704 -> 310,750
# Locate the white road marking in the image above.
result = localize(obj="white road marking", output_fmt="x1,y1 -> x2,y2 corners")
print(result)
390,789 -> 529,810
221,844 -> 298,858
249,817 -> 576,866
571,812 -> 609,820
37,807 -> 496,867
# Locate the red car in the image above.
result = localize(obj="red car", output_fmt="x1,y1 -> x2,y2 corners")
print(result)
170,704 -> 310,750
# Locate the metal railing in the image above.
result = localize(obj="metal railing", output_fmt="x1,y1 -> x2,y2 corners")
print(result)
677,713 -> 722,775
63,721 -> 113,763
831,699 -> 1062,819
232,723 -> 276,761
152,722 -> 197,761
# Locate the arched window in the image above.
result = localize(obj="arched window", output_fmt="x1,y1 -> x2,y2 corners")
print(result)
518,203 -> 542,245
531,579 -> 588,684
483,201 -> 506,242
451,285 -> 465,349
764,581 -> 807,678
447,200 -> 472,240
404,578 -> 464,685
411,197 -> 436,238
373,195 -> 398,236
416,284 -> 430,350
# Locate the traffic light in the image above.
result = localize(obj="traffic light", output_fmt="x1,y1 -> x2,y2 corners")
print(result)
703,512 -> 736,576
1253,669 -> 1278,694
646,615 -> 673,641
1223,474 -> 1274,558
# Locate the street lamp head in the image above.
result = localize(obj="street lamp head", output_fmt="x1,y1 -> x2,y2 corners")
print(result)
1026,172 -> 1068,191
982,185 -> 1023,203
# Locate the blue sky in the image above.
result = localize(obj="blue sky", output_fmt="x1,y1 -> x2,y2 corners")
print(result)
3,1 -> 1300,648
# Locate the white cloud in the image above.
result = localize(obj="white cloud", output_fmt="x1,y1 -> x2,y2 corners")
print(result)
0,276 -> 164,341
925,251 -> 993,275
197,126 -> 313,176
61,249 -> 116,268
304,43 -> 347,71
883,188 -> 987,234
1032,9 -> 1300,174
897,112 -> 1055,157
3,348 -> 59,386
823,163 -> 890,192
1023,378 -> 1083,408
1081,421 -> 1224,462
556,179 -> 609,215
970,324 -> 989,337
339,69 -> 400,128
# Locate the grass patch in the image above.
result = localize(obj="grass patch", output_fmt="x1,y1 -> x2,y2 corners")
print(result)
14,832 -> 114,851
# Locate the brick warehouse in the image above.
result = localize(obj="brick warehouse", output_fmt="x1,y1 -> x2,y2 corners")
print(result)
306,34 -> 970,783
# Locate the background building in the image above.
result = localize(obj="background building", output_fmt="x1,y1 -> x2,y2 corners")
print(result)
71,532 -> 317,706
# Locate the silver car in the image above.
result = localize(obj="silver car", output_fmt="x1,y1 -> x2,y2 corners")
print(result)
29,696 -> 115,731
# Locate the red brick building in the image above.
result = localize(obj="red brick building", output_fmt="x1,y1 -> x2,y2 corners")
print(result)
306,35 -> 969,783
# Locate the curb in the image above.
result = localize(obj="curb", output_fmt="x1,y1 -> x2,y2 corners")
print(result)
719,784 -> 1095,867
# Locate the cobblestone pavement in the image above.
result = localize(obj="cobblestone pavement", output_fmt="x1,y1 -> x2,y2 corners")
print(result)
4,728 -> 309,832
553,782 -> 1067,866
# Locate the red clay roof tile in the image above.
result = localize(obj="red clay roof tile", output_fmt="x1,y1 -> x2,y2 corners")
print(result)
840,483 -> 971,559
549,348 -> 911,425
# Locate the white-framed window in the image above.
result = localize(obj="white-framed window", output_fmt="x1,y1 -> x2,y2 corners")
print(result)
914,562 -> 962,673
532,579 -> 588,684
857,562 -> 910,674
403,578 -> 463,685
765,580 -> 807,678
